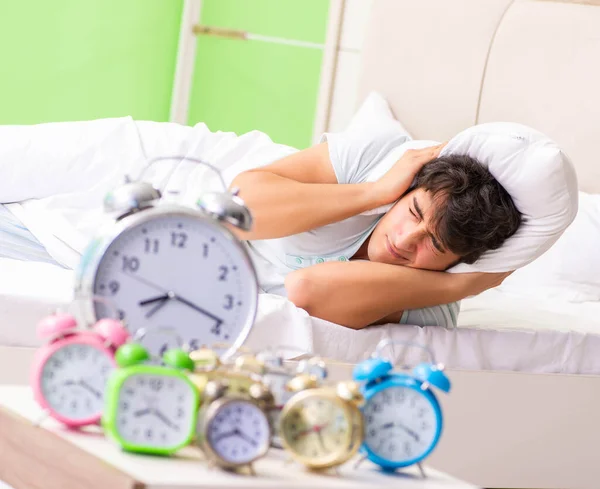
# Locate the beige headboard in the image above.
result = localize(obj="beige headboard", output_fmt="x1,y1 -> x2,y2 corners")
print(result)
358,0 -> 600,192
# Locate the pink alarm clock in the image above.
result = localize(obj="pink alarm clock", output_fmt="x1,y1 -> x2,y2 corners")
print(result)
30,312 -> 129,427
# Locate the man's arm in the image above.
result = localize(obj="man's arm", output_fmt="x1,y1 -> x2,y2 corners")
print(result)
285,261 -> 509,329
229,143 -> 442,241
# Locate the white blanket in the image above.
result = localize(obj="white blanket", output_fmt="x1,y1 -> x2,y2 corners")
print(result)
0,117 -> 297,269
0,118 -> 330,358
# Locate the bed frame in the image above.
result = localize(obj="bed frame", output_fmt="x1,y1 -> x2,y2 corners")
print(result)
316,1 -> 600,487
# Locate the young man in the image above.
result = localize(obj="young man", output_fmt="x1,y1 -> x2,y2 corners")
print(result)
230,129 -> 521,330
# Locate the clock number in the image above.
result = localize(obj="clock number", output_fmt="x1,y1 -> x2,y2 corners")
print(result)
223,294 -> 234,310
211,323 -> 221,336
382,391 -> 391,405
203,243 -> 209,258
395,389 -> 406,403
117,309 -> 126,320
144,238 -> 160,254
188,339 -> 200,351
108,280 -> 120,295
149,378 -> 163,392
219,266 -> 228,281
171,232 -> 188,248
122,256 -> 140,272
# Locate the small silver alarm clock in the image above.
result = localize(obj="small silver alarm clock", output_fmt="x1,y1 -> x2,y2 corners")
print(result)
74,156 -> 258,359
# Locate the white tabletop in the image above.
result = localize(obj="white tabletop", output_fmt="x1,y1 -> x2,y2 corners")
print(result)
0,385 -> 478,489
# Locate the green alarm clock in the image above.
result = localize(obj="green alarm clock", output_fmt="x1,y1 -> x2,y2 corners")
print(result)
103,342 -> 199,455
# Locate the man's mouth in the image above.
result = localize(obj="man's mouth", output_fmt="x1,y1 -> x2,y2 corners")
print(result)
386,236 -> 408,262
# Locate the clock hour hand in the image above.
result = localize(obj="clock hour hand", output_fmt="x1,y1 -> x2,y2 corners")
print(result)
139,294 -> 170,306
134,408 -> 152,417
211,430 -> 237,443
139,294 -> 172,318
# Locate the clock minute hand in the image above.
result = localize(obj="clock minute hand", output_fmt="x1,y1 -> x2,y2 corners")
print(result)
78,379 -> 102,399
234,428 -> 258,447
124,271 -> 224,325
388,422 -> 420,442
153,409 -> 179,431
172,294 -> 224,325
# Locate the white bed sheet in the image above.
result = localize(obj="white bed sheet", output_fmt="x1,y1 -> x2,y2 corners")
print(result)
2,258 -> 599,375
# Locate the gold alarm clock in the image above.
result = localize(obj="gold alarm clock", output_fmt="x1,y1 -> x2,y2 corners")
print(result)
279,374 -> 364,470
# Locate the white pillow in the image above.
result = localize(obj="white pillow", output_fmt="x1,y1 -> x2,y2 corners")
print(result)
499,192 -> 600,302
346,92 -> 579,273
442,122 -> 578,273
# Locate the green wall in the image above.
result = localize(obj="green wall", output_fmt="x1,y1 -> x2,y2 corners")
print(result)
0,0 -> 328,148
189,0 -> 329,148
0,0 -> 183,124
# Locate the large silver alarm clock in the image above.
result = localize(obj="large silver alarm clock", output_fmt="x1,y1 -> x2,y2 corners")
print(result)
74,158 -> 258,359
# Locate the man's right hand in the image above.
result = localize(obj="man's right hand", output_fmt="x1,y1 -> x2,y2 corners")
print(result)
372,144 -> 445,206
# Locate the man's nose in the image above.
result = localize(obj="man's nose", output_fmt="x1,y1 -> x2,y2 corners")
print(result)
395,230 -> 419,252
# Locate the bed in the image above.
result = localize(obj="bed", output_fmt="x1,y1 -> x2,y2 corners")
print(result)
1,0 -> 600,488
319,0 -> 600,487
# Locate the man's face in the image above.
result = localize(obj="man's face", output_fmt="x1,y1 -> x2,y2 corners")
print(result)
368,188 -> 461,270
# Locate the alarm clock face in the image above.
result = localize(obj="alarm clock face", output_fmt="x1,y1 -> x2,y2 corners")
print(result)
40,343 -> 113,421
85,208 -> 258,357
206,399 -> 270,465
363,385 -> 440,464
115,373 -> 196,449
280,393 -> 352,466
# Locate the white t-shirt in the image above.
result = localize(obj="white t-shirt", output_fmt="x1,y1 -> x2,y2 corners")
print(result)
244,124 -> 460,328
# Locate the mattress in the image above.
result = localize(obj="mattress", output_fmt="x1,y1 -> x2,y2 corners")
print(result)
2,258 -> 599,375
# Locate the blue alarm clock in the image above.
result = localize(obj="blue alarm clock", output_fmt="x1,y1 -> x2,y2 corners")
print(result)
352,340 -> 451,472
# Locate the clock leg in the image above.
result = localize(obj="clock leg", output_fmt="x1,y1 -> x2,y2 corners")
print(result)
247,464 -> 256,476
417,462 -> 427,479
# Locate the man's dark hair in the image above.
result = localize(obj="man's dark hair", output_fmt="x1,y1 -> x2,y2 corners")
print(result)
414,154 -> 522,264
